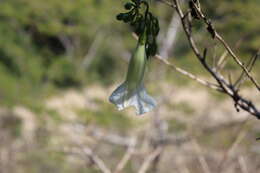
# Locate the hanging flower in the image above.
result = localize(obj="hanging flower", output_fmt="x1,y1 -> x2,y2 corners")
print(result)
109,36 -> 156,115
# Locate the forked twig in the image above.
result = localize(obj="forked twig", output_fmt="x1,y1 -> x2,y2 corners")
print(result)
156,0 -> 260,119
114,137 -> 137,173
187,0 -> 260,91
137,147 -> 163,173
133,32 -> 221,91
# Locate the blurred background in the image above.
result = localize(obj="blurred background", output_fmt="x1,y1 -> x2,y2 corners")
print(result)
0,0 -> 259,173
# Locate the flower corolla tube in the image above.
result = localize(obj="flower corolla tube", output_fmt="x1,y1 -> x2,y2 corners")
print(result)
109,37 -> 156,115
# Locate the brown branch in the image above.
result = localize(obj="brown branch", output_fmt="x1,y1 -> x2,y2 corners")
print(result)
155,54 -> 221,91
217,119 -> 249,173
89,129 -> 135,147
81,147 -> 111,173
189,0 -> 260,91
137,147 -> 163,173
160,0 -> 260,119
238,156 -> 249,173
234,49 -> 260,89
215,33 -> 260,91
191,139 -> 211,173
114,137 -> 136,173
157,0 -> 176,8
133,32 -> 221,91
216,38 -> 244,72
61,146 -> 111,173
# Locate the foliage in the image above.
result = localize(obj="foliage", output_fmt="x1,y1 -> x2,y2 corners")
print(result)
116,0 -> 160,57
0,0 -> 121,106
0,0 -> 259,107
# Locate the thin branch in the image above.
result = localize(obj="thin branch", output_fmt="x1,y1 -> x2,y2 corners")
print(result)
81,147 -> 111,173
58,34 -> 74,57
133,32 -> 221,91
155,54 -> 221,91
137,147 -> 163,173
163,0 -> 260,119
238,156 -> 249,173
60,146 -> 111,173
216,38 -> 244,72
114,137 -> 137,173
215,33 -> 260,91
173,0 -> 232,95
89,129 -> 134,147
191,139 -> 211,173
189,0 -> 260,91
234,49 -> 260,89
157,0 -> 175,8
82,31 -> 104,69
217,119 -> 249,173
160,10 -> 181,59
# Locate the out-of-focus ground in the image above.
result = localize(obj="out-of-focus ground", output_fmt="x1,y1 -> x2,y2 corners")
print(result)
0,0 -> 260,173
0,83 -> 259,173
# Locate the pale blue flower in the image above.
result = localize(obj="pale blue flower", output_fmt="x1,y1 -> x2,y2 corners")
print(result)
109,39 -> 156,115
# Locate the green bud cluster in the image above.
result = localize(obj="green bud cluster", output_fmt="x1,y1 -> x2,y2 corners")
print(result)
116,0 -> 160,58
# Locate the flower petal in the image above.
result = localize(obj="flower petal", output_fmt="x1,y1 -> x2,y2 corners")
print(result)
109,83 -> 156,115
109,35 -> 157,115
109,82 -> 128,111
129,84 -> 156,115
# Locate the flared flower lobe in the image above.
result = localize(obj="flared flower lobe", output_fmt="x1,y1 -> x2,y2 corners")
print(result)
109,40 -> 156,115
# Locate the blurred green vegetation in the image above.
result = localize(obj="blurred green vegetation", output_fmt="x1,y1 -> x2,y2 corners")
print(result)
0,0 -> 122,107
0,0 -> 259,107
76,104 -> 133,131
0,1 -> 259,172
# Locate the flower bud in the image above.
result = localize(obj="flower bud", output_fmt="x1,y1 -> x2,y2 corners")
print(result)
116,13 -> 125,21
124,2 -> 133,10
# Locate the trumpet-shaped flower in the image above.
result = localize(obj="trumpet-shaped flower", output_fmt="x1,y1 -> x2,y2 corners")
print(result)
109,38 -> 156,115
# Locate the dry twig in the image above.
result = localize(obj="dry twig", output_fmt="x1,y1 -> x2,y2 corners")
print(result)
137,147 -> 163,173
114,137 -> 137,173
156,0 -> 260,119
